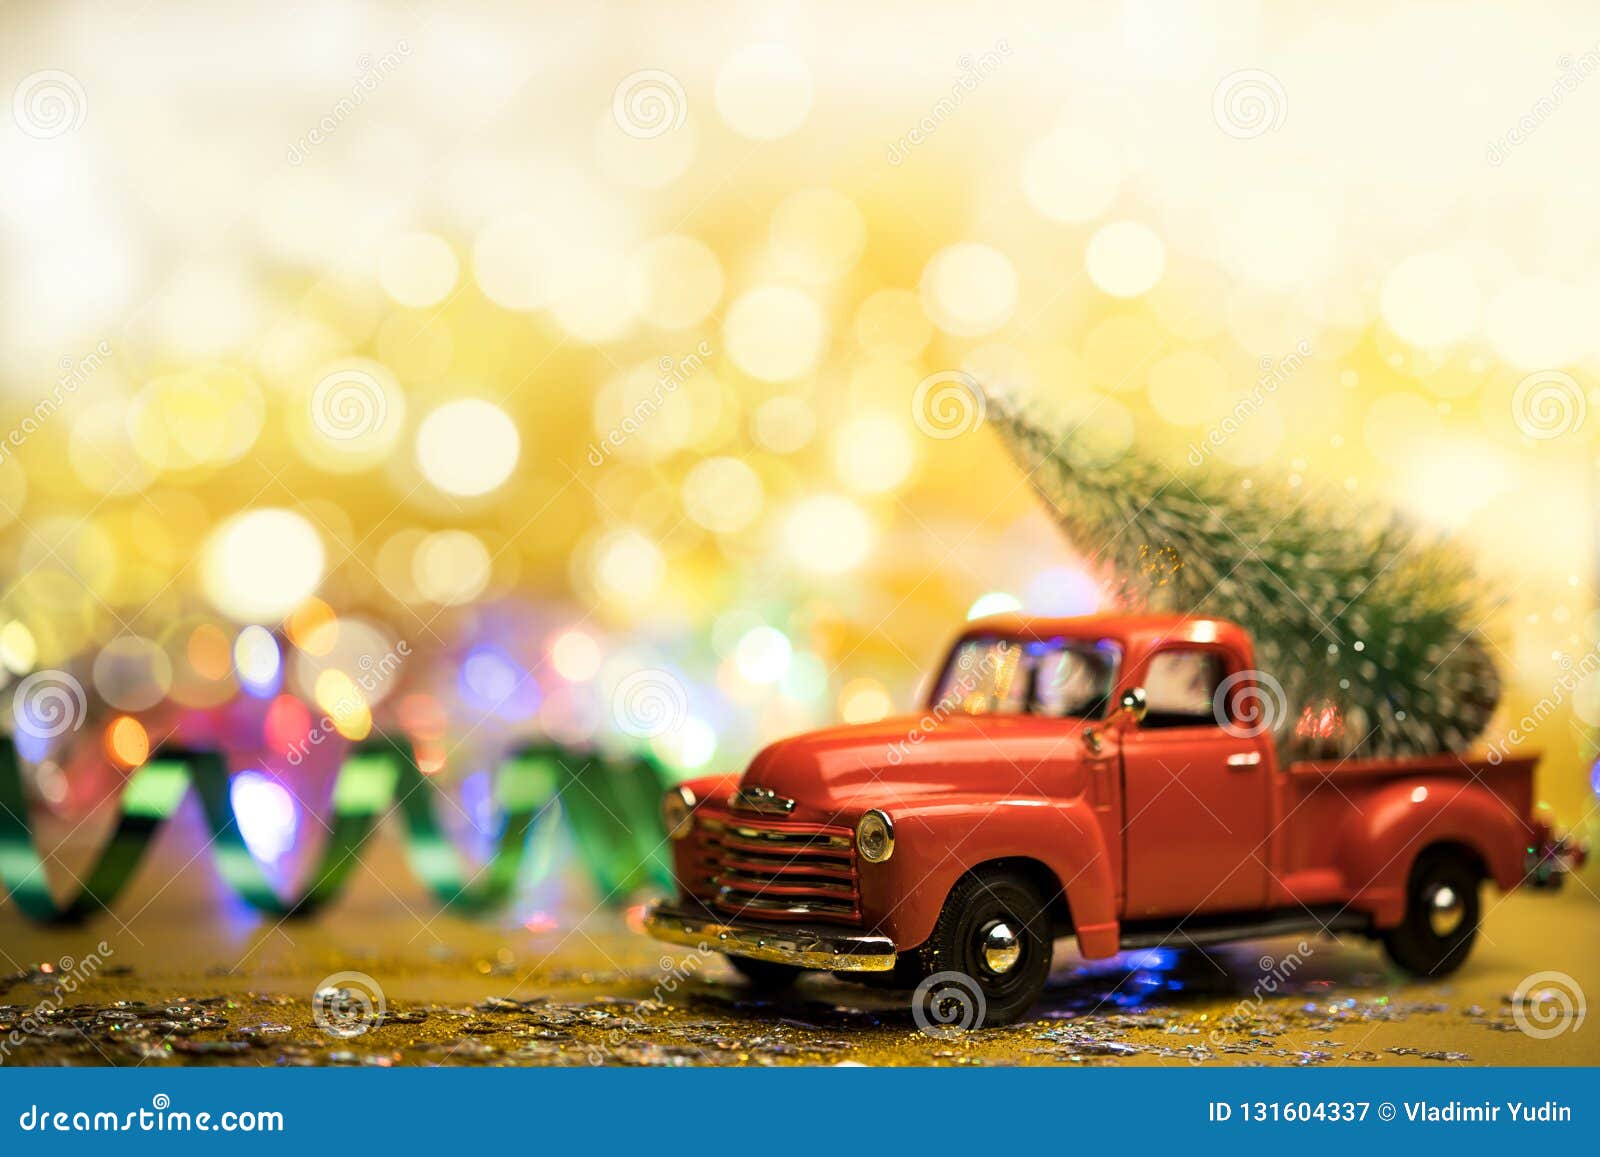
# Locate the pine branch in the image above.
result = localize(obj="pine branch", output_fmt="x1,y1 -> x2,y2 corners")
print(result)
989,398 -> 1501,759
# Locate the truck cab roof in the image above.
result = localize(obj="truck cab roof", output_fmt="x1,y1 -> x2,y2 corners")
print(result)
959,612 -> 1255,666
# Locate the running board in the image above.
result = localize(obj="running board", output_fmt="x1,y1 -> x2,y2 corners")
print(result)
1117,906 -> 1371,950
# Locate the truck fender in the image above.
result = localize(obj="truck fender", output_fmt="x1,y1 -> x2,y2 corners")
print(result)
862,794 -> 1120,958
674,771 -> 741,806
1333,776 -> 1527,927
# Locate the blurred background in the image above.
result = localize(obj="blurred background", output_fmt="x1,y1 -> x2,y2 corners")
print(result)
0,0 -> 1597,932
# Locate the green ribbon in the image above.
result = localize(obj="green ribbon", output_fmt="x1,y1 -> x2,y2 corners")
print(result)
0,734 -> 670,925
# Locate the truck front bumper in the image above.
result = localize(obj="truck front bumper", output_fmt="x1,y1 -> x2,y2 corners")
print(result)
643,900 -> 897,972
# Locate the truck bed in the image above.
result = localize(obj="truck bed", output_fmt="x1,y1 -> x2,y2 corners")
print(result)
1269,751 -> 1539,923
1288,751 -> 1535,793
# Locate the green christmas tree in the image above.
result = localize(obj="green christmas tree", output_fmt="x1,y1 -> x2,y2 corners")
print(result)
988,398 -> 1501,760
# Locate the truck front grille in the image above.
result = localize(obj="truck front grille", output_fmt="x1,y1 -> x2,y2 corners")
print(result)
698,816 -> 861,923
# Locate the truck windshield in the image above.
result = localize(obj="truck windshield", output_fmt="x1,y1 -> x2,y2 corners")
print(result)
933,636 -> 1120,719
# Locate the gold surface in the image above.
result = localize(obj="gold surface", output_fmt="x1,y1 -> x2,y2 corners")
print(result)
3,842 -> 1595,1067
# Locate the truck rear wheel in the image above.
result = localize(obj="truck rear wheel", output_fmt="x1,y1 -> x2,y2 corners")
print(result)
916,867 -> 1052,1028
725,954 -> 806,988
1381,848 -> 1482,977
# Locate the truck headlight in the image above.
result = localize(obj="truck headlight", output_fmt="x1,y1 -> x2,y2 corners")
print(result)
662,786 -> 697,840
855,809 -> 895,863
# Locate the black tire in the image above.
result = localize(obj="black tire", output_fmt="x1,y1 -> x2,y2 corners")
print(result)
916,866 -> 1053,1027
1381,847 -> 1482,977
725,954 -> 807,988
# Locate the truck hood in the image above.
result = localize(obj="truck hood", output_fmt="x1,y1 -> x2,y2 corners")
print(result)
737,713 -> 1093,813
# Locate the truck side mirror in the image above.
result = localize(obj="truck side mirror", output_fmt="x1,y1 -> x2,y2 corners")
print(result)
1115,686 -> 1148,727
1084,687 -> 1148,754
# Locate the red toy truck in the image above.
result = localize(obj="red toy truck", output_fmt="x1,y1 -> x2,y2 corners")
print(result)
645,614 -> 1578,1025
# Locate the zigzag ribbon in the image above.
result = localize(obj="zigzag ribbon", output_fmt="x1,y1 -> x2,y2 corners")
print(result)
0,734 -> 670,925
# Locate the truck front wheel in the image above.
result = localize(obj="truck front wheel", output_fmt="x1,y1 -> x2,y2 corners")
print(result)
917,867 -> 1052,1027
1381,848 -> 1482,977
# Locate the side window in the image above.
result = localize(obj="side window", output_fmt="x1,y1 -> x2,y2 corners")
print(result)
1141,648 -> 1226,729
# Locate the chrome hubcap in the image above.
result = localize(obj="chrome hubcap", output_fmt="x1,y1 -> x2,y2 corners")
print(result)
979,920 -> 1021,974
1425,883 -> 1465,938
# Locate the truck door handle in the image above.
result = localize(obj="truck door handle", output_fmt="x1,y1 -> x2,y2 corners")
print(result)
1226,751 -> 1261,768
